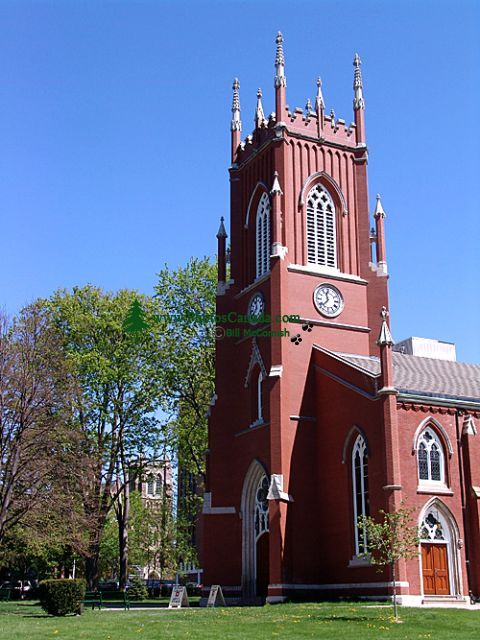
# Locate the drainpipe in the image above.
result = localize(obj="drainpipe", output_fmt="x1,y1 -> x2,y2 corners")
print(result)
455,409 -> 472,598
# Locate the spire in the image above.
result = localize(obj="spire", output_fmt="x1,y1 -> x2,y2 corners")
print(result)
374,193 -> 386,219
216,217 -> 227,285
270,171 -> 283,196
377,306 -> 394,347
374,194 -> 388,275
330,108 -> 336,128
231,78 -> 242,131
275,31 -> 286,88
315,77 -> 325,112
216,216 -> 227,239
255,88 -> 267,128
353,53 -> 365,110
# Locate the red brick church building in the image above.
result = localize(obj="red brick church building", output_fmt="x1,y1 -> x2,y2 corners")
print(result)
201,33 -> 480,606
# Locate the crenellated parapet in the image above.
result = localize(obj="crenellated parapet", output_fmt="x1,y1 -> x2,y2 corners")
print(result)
230,34 -> 367,166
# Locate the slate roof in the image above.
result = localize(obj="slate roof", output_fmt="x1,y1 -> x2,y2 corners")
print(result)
335,352 -> 480,403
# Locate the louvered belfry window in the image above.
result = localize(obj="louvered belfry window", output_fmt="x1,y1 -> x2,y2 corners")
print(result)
256,192 -> 270,278
306,184 -> 337,268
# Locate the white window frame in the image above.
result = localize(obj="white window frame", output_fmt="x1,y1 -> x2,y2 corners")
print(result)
417,427 -> 446,489
352,434 -> 368,556
257,371 -> 263,422
306,184 -> 337,269
147,478 -> 154,496
256,192 -> 270,278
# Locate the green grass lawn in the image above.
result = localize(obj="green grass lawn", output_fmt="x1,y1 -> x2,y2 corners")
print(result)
0,600 -> 478,640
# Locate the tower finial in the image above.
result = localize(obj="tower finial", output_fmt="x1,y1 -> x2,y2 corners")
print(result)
231,78 -> 242,132
255,88 -> 267,128
374,194 -> 386,219
377,306 -> 394,347
216,216 -> 227,239
353,53 -> 365,110
315,77 -> 325,112
275,31 -> 286,88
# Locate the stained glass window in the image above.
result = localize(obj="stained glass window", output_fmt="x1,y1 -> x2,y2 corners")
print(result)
420,510 -> 445,541
417,427 -> 445,484
352,435 -> 369,555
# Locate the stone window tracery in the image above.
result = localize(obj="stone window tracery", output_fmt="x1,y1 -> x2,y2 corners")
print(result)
256,193 -> 270,278
254,474 -> 269,540
352,434 -> 369,555
417,427 -> 445,484
306,184 -> 337,268
420,510 -> 446,541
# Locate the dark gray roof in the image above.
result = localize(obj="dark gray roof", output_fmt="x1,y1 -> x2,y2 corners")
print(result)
335,352 -> 480,403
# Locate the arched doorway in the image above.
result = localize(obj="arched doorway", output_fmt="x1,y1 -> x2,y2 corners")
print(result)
419,500 -> 462,597
241,461 -> 270,600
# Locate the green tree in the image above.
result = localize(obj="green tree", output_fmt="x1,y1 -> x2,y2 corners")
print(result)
358,503 -> 420,621
0,305 -> 73,548
47,286 -> 164,589
98,486 -> 176,581
153,258 -> 216,563
153,257 -> 216,481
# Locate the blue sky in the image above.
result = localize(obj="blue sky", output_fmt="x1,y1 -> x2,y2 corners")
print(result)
0,0 -> 479,362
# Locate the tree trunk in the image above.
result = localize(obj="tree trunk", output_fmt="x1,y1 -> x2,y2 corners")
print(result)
392,561 -> 398,620
85,552 -> 100,590
118,478 -> 130,591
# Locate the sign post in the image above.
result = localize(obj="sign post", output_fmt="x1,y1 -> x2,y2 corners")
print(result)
168,586 -> 190,609
207,585 -> 226,607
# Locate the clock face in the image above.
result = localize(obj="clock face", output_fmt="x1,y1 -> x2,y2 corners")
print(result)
313,284 -> 344,318
249,293 -> 265,323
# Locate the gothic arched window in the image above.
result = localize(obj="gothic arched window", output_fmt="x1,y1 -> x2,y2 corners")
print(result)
255,474 -> 269,540
147,477 -> 154,496
155,475 -> 162,496
256,371 -> 264,422
306,184 -> 337,268
352,434 -> 369,555
256,193 -> 270,278
417,427 -> 445,484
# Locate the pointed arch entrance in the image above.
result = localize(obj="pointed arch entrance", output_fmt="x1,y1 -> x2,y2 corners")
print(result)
241,460 -> 270,599
419,499 -> 462,597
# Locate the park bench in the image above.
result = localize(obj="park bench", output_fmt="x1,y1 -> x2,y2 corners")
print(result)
0,588 -> 11,602
98,589 -> 130,610
83,589 -> 130,610
83,590 -> 102,610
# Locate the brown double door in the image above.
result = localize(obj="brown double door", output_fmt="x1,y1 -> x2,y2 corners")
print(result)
422,543 -> 450,595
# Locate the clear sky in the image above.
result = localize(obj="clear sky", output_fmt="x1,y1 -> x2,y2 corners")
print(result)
0,0 -> 479,362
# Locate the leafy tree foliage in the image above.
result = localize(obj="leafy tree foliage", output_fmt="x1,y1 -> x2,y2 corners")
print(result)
98,487 -> 175,581
47,286 -> 164,588
153,257 -> 216,563
0,304 -> 72,547
358,503 -> 420,621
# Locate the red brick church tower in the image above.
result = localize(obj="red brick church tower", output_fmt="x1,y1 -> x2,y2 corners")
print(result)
201,34 -> 480,605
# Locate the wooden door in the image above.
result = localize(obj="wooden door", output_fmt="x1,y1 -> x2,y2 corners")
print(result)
256,532 -> 269,598
422,543 -> 450,595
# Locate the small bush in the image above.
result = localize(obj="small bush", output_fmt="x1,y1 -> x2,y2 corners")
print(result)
128,576 -> 148,601
39,579 -> 86,616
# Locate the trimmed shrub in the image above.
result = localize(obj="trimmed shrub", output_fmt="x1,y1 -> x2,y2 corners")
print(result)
128,576 -> 148,601
39,579 -> 86,616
